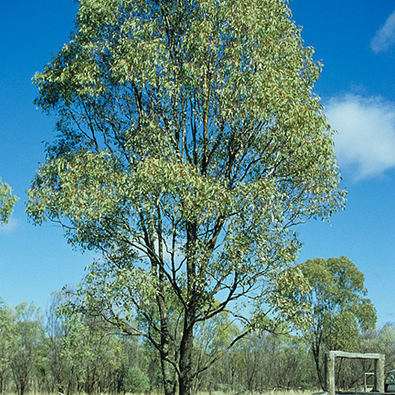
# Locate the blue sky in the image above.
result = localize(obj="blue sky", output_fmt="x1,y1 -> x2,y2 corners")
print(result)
1,0 -> 395,327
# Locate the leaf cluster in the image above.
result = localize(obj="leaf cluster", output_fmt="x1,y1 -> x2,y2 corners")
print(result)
0,179 -> 18,226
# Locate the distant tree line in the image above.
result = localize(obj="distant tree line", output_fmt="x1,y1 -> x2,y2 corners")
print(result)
0,256 -> 391,395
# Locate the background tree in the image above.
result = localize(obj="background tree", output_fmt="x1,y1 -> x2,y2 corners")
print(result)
115,336 -> 150,394
203,331 -> 316,392
0,179 -> 18,225
57,307 -> 124,395
42,293 -> 71,394
0,294 -> 389,394
192,312 -> 240,393
0,300 -> 12,394
9,302 -> 44,395
27,0 -> 345,394
123,367 -> 150,394
296,256 -> 377,389
361,324 -> 395,373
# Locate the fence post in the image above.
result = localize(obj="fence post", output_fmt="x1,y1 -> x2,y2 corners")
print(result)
325,352 -> 335,395
375,354 -> 385,393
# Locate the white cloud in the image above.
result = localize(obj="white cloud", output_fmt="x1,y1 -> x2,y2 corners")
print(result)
0,217 -> 21,234
371,10 -> 395,53
325,94 -> 395,180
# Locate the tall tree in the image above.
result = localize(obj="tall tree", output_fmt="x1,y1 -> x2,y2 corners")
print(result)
296,256 -> 377,389
27,1 -> 345,394
0,179 -> 18,225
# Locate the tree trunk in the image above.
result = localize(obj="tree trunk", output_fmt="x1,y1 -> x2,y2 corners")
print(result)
311,341 -> 325,390
19,380 -> 25,395
179,315 -> 194,395
160,350 -> 176,395
157,286 -> 176,395
66,366 -> 74,395
87,366 -> 91,395
179,223 -> 198,395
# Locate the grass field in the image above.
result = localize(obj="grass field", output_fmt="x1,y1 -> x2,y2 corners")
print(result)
3,390 -> 318,395
195,390 -> 317,395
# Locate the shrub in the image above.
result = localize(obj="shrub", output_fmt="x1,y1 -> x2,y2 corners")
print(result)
123,367 -> 150,393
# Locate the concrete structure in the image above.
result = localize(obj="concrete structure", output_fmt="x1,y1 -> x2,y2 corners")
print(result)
325,351 -> 385,395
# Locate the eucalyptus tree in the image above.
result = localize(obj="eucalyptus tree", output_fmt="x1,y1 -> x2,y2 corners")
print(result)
0,300 -> 12,394
44,293 -> 70,394
0,179 -> 17,225
9,302 -> 44,395
27,0 -> 345,394
361,324 -> 395,372
296,256 -> 377,389
192,312 -> 240,393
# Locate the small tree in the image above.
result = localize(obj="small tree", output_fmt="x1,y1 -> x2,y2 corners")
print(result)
0,300 -> 12,394
43,293 -> 71,394
123,368 -> 150,394
9,302 -> 44,395
57,306 -> 123,395
192,312 -> 240,393
28,1 -> 345,394
296,256 -> 377,389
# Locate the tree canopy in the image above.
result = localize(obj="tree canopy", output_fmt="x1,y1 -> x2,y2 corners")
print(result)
0,179 -> 18,226
27,0 -> 345,394
296,256 -> 377,389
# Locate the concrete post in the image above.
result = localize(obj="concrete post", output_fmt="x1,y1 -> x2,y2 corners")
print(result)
374,354 -> 385,393
326,352 -> 336,395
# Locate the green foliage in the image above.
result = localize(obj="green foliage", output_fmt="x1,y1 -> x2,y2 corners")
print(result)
0,294 -> 390,394
296,256 -> 377,389
0,300 -> 12,393
57,305 -> 123,395
0,296 -> 153,395
9,302 -> 44,395
27,0 -> 346,394
123,367 -> 150,393
0,179 -> 18,225
361,324 -> 395,371
202,331 -> 317,392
